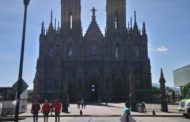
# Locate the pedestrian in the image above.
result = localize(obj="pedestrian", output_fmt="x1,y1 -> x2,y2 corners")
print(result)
41,100 -> 51,122
77,100 -> 80,109
141,102 -> 146,112
31,99 -> 40,122
120,102 -> 130,122
53,100 -> 62,122
81,99 -> 84,109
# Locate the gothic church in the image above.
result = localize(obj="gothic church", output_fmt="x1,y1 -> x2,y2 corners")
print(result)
33,0 -> 152,102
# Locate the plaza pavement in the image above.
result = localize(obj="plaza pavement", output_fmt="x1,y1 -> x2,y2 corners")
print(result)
2,103 -> 190,122
20,103 -> 181,117
2,116 -> 190,122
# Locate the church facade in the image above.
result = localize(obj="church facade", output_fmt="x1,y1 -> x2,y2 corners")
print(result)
33,0 -> 152,102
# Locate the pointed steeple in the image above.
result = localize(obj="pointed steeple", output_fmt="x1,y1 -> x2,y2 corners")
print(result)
41,21 -> 45,34
55,18 -> 56,30
159,68 -> 166,83
49,10 -> 53,30
85,7 -> 103,38
133,10 -> 138,29
51,10 -> 53,24
142,22 -> 146,35
134,10 -> 137,24
130,17 -> 133,29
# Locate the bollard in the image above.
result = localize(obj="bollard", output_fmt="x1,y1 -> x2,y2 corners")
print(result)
80,109 -> 83,115
152,109 -> 156,116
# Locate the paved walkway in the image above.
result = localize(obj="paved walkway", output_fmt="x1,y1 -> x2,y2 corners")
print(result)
20,103 -> 181,117
2,103 -> 189,122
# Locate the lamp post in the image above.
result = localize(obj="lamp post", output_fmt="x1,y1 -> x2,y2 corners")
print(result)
14,0 -> 30,122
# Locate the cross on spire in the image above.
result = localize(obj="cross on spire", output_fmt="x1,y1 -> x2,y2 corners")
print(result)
91,7 -> 97,18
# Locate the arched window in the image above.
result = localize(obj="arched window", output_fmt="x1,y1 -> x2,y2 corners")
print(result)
114,13 -> 118,29
134,45 -> 139,57
67,43 -> 73,58
70,14 -> 73,29
115,44 -> 120,59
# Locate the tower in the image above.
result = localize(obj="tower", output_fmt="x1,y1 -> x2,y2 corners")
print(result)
159,69 -> 168,112
61,0 -> 81,33
106,0 -> 126,33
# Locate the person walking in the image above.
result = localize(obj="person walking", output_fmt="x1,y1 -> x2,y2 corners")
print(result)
141,102 -> 146,112
120,102 -> 130,122
31,100 -> 41,122
41,100 -> 51,122
53,100 -> 62,122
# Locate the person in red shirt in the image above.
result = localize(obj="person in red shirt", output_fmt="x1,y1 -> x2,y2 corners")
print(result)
31,100 -> 41,122
41,100 -> 51,122
53,100 -> 62,122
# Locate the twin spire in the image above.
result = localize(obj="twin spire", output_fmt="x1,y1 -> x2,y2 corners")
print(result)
41,8 -> 147,36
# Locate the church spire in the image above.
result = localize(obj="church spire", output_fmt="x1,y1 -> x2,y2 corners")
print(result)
142,22 -> 146,35
133,10 -> 138,28
41,21 -> 45,34
55,18 -> 56,30
49,10 -> 53,30
159,68 -> 166,83
134,10 -> 137,24
130,17 -> 133,29
91,7 -> 97,21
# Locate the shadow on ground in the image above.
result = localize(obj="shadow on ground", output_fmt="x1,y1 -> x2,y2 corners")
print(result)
130,117 -> 137,122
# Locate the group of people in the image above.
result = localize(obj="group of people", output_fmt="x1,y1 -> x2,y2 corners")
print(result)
31,99 -> 62,122
77,99 -> 86,109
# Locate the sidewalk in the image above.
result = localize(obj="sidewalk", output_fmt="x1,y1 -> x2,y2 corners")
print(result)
19,103 -> 182,117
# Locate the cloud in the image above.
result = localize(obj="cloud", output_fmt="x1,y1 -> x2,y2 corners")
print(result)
156,46 -> 168,52
149,46 -> 168,53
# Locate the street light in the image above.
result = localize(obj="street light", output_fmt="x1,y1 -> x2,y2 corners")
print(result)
14,0 -> 30,122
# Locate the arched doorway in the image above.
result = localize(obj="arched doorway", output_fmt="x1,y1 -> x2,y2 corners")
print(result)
89,82 -> 98,101
84,73 -> 101,102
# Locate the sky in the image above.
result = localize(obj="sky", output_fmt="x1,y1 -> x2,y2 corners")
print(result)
0,0 -> 190,89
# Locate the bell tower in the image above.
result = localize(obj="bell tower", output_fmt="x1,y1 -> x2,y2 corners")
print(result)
106,0 -> 126,33
61,0 -> 81,32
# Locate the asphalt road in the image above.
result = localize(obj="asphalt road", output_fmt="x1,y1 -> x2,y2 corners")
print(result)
3,117 -> 190,122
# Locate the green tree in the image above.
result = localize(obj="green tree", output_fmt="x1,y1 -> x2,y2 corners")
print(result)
151,87 -> 160,103
27,90 -> 33,102
181,82 -> 190,98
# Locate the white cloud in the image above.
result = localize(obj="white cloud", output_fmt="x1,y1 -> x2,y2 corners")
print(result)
156,46 -> 168,52
149,46 -> 168,53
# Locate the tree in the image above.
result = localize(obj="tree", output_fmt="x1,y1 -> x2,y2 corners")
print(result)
181,82 -> 190,98
27,90 -> 33,102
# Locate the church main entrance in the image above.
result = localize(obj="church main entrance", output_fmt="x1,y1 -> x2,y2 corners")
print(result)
89,84 -> 98,101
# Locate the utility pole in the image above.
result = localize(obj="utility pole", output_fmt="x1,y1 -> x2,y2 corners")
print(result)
14,0 -> 30,121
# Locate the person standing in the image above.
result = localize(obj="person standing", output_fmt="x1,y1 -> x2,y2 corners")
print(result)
53,100 -> 62,122
41,100 -> 51,122
31,100 -> 41,122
